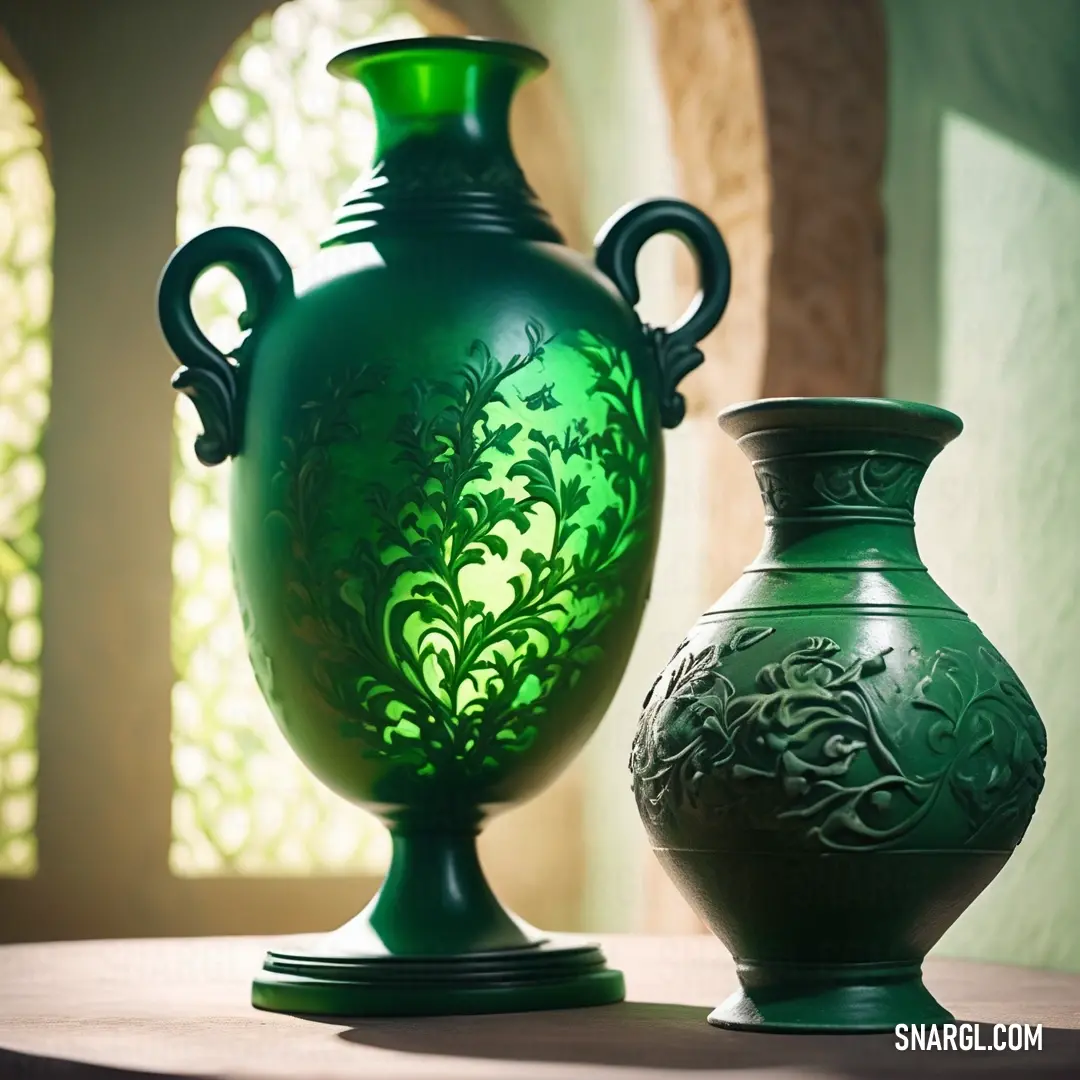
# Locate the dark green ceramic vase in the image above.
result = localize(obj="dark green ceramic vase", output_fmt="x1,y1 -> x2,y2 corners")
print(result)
630,398 -> 1047,1033
156,37 -> 731,1017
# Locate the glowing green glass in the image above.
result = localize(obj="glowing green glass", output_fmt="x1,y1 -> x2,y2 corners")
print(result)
265,322 -> 655,793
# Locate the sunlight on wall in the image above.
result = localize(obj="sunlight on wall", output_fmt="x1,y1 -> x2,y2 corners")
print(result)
0,61 -> 50,879
170,0 -> 426,876
915,110 -> 1080,968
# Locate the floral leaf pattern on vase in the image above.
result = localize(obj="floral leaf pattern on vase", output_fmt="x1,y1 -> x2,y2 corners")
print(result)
913,645 -> 1047,842
754,453 -> 926,518
631,631 -> 1047,852
813,456 -> 924,512
267,322 -> 652,782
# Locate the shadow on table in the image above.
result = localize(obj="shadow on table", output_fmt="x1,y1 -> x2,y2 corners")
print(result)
337,1002 -> 1080,1077
0,1046 -> 195,1079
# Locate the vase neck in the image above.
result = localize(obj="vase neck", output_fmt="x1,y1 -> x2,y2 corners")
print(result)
718,398 -> 963,573
752,451 -> 928,570
324,37 -> 561,245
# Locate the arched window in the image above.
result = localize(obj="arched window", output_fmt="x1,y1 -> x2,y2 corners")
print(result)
0,53 -> 50,879
171,0 -> 426,875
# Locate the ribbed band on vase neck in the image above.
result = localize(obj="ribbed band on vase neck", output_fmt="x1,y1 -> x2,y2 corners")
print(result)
719,397 -> 962,572
323,36 -> 562,244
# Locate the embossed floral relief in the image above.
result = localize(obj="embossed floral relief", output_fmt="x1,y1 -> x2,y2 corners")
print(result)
754,453 -> 927,517
631,629 -> 1046,853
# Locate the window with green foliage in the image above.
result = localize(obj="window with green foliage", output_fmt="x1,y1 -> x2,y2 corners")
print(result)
171,0 -> 426,875
0,58 -> 50,879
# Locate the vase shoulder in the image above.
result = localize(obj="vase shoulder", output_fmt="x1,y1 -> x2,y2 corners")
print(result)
240,236 -> 654,441
707,566 -> 966,619
264,236 -> 641,371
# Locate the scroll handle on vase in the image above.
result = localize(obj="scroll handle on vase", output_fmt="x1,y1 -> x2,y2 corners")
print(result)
157,226 -> 294,466
595,198 -> 732,429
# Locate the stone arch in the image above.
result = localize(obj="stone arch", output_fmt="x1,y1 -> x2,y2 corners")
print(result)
649,0 -> 886,406
647,0 -> 886,578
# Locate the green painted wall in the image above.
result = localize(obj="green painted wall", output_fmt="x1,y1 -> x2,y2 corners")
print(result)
885,0 -> 1080,971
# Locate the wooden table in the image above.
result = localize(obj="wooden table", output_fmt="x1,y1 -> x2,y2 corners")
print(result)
2,934 -> 1079,1078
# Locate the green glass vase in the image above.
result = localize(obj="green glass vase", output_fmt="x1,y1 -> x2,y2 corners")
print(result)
630,398 -> 1047,1033
156,36 -> 731,1016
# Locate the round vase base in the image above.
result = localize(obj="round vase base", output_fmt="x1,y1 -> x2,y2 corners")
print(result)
252,937 -> 626,1017
707,961 -> 953,1033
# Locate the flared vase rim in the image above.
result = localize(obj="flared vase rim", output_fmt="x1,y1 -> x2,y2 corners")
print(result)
717,396 -> 963,446
327,35 -> 549,80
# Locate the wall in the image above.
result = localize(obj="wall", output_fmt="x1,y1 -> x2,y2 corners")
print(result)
885,0 -> 1080,971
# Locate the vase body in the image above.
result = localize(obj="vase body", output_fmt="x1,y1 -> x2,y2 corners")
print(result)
157,36 -> 731,1016
630,398 -> 1047,1032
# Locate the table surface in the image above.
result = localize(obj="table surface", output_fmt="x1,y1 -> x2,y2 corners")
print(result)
1,934 -> 1079,1079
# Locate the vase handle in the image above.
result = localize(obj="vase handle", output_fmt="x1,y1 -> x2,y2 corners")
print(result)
595,198 -> 732,429
157,226 -> 294,466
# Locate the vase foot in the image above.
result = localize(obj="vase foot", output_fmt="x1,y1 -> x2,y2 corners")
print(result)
707,960 -> 952,1033
252,936 -> 625,1017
